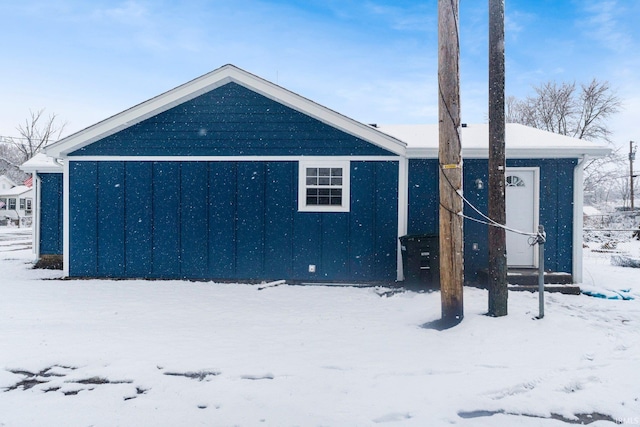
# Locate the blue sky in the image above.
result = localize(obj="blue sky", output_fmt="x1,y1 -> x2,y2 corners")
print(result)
1,0 -> 638,150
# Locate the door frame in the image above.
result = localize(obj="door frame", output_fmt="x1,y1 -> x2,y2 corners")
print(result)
505,166 -> 540,268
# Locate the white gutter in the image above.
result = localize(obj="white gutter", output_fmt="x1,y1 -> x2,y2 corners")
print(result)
572,156 -> 586,284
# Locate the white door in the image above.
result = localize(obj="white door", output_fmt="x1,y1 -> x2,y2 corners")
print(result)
505,168 -> 539,267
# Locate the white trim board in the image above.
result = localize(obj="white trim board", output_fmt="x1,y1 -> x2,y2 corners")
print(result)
63,155 -> 402,162
572,156 -> 586,284
63,161 -> 70,277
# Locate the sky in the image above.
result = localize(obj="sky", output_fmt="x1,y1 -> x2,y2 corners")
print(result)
1,0 -> 639,152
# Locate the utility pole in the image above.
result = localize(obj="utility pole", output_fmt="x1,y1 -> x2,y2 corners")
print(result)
630,141 -> 636,211
438,0 -> 464,325
488,0 -> 508,317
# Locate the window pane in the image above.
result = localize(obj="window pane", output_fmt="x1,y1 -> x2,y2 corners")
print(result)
300,163 -> 347,210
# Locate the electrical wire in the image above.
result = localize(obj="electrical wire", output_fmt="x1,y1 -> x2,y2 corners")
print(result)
438,163 -> 540,239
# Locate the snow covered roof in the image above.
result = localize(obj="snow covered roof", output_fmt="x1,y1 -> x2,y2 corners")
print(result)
0,175 -> 17,189
43,64 -> 407,158
376,123 -> 612,159
20,153 -> 63,173
583,205 -> 602,216
0,185 -> 32,197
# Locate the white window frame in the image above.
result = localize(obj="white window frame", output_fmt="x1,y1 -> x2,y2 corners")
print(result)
298,160 -> 350,212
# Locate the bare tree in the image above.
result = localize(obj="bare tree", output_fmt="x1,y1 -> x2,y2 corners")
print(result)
507,79 -> 623,199
507,79 -> 621,143
0,140 -> 28,183
11,109 -> 66,163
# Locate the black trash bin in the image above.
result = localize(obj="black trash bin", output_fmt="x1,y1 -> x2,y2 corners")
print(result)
399,234 -> 440,290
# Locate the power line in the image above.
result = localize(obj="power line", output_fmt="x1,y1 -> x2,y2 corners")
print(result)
439,163 -> 538,238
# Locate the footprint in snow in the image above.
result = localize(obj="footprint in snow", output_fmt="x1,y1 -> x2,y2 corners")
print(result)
373,412 -> 412,423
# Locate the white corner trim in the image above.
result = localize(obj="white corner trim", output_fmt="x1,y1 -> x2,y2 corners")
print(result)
572,156 -> 586,284
33,174 -> 41,261
63,161 -> 70,277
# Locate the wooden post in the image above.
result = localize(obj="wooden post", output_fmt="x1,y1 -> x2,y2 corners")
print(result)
438,0 -> 464,325
488,0 -> 508,316
630,141 -> 636,211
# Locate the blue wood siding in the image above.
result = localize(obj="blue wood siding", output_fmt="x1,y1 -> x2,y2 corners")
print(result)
152,162 -> 181,277
408,158 -> 576,283
97,162 -> 125,277
124,162 -> 153,277
69,162 -> 98,276
38,173 -> 63,255
68,160 -> 398,282
70,83 -> 393,157
407,159 -> 439,235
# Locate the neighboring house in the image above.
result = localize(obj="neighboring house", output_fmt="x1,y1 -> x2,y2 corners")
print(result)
0,175 -> 34,226
0,175 -> 17,191
20,154 -> 63,264
23,64 -> 610,284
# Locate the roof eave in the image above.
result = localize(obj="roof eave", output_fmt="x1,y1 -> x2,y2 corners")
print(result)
406,146 -> 612,159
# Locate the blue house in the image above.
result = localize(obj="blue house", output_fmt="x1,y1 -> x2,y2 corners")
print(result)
23,64 -> 609,285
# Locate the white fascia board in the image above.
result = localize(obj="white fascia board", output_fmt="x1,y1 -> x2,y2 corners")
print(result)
44,64 -> 406,158
406,146 -> 612,159
20,153 -> 64,173
20,162 -> 64,173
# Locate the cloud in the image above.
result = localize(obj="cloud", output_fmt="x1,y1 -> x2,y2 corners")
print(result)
95,0 -> 148,23
364,2 -> 434,33
580,0 -> 633,52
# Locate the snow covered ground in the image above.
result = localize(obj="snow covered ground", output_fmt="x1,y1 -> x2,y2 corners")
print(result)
0,227 -> 638,426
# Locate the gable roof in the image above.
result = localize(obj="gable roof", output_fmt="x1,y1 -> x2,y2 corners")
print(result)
0,175 -> 17,189
377,123 -> 611,159
44,64 -> 406,158
0,185 -> 32,197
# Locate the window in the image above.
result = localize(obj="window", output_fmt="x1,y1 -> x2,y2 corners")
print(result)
298,160 -> 350,212
0,198 -> 6,210
19,199 -> 25,210
506,175 -> 525,187
8,198 -> 16,210
26,199 -> 32,214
